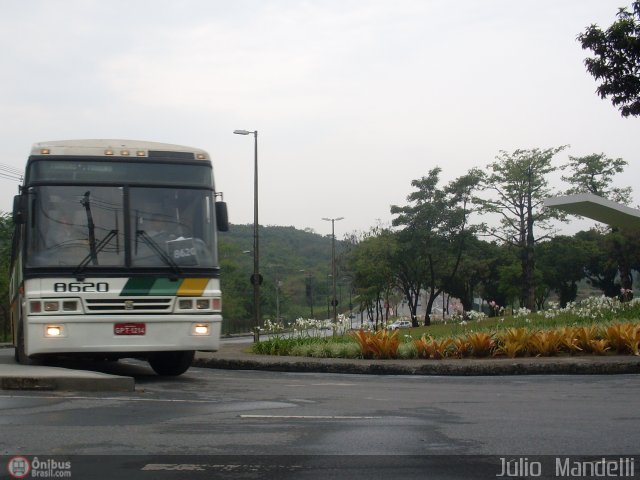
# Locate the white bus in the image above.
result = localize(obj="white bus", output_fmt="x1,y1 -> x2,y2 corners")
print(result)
10,139 -> 229,376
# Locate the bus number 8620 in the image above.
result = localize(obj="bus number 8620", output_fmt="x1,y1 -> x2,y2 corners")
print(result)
53,282 -> 110,293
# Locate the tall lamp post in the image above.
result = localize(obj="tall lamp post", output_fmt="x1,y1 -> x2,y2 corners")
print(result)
234,129 -> 261,341
299,270 -> 314,319
322,216 -> 344,323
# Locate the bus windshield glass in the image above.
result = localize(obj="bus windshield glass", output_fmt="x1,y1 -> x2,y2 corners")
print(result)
26,186 -> 217,269
131,187 -> 217,268
27,186 -> 125,267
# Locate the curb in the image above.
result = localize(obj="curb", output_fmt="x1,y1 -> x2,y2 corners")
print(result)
193,353 -> 640,376
0,374 -> 134,392
0,344 -> 135,392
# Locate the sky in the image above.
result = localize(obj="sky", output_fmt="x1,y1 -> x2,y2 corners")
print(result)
1,0 -> 638,238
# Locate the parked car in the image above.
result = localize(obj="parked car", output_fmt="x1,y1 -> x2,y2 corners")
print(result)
387,320 -> 412,330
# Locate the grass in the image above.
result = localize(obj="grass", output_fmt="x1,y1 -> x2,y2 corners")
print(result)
394,298 -> 640,341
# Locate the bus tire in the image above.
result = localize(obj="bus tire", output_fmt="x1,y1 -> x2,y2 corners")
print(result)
15,321 -> 35,365
148,351 -> 195,376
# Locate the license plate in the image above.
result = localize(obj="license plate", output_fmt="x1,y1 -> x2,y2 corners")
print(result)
114,323 -> 146,335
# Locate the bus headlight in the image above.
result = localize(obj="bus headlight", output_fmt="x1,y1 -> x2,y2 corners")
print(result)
28,299 -> 82,315
176,298 -> 217,312
45,325 -> 65,337
62,300 -> 78,311
178,299 -> 193,310
44,301 -> 59,312
192,324 -> 210,336
196,299 -> 210,310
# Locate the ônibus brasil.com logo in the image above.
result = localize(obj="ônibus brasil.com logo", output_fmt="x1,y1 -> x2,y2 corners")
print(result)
7,457 -> 30,478
7,456 -> 72,478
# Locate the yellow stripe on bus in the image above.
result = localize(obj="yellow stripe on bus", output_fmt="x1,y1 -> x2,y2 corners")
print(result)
177,278 -> 209,296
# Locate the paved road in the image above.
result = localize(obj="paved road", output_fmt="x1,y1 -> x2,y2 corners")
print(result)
1,360 -> 638,478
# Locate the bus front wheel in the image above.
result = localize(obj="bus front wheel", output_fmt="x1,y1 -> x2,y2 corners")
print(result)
15,321 -> 35,365
148,351 -> 195,376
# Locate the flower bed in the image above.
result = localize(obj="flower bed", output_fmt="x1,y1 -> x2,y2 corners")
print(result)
252,296 -> 640,359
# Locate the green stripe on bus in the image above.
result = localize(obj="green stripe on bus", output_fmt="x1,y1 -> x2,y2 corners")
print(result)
120,277 -> 184,296
150,278 -> 182,295
120,277 -> 161,296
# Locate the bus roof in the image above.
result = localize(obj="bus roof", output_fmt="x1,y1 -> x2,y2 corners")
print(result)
30,139 -> 210,161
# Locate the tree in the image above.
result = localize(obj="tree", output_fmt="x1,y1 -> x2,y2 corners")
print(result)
391,168 -> 482,325
536,236 -> 592,307
576,229 -> 620,298
561,153 -> 632,204
607,226 -> 640,298
497,263 -> 524,311
476,241 -> 515,313
477,147 -> 567,311
578,1 -> 640,117
218,239 -> 254,333
348,227 -> 396,325
392,229 -> 427,326
0,213 -> 12,341
442,234 -> 493,313
347,227 -> 396,328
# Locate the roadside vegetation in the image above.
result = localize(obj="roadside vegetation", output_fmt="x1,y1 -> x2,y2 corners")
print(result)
251,297 -> 640,359
218,147 -> 639,339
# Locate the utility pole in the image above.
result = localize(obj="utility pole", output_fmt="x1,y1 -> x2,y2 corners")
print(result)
322,217 -> 344,322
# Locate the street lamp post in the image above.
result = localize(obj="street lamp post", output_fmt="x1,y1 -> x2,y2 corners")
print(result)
308,278 -> 314,319
322,216 -> 344,323
342,275 -> 354,328
234,129 -> 261,341
300,270 -> 314,319
326,274 -> 332,320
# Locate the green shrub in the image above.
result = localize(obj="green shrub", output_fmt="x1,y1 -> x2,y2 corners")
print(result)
398,342 -> 418,359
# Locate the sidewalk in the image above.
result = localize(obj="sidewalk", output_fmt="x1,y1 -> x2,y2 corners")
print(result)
0,346 -> 134,392
194,342 -> 640,376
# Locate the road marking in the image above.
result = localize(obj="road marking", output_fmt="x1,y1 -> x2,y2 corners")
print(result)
309,383 -> 356,386
284,383 -> 355,387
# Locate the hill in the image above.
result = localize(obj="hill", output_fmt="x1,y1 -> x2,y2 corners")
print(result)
220,224 -> 334,273
219,224 -> 348,333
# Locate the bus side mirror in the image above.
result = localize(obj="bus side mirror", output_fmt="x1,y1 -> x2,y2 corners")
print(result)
216,201 -> 229,232
12,195 -> 25,224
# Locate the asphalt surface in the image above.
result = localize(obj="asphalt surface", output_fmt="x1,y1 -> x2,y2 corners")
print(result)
1,340 -> 640,392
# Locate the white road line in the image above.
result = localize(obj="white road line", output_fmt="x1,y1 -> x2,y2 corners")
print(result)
309,383 -> 356,386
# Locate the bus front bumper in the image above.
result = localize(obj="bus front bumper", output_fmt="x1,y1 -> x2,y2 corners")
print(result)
24,314 -> 222,357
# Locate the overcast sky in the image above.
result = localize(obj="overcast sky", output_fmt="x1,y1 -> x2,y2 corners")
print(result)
1,0 -> 638,236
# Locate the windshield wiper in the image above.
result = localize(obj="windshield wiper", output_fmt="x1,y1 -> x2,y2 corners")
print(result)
136,230 -> 181,276
80,191 -> 98,265
74,230 -> 118,278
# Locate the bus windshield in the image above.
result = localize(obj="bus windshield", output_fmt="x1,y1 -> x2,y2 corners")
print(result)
26,185 -> 217,269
